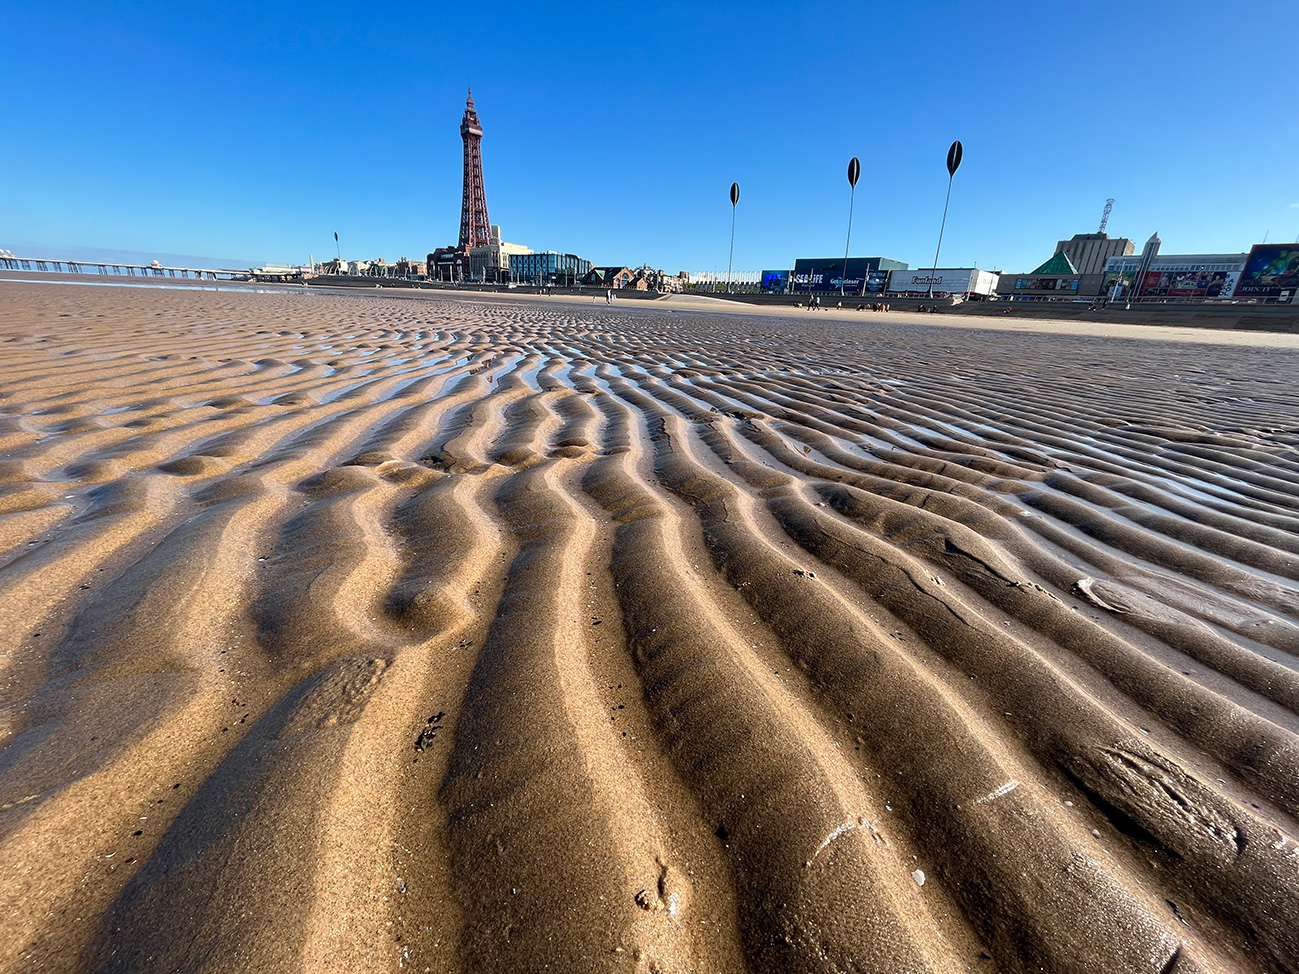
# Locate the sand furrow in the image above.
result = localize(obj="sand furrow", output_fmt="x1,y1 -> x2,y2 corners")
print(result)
583,388 -> 970,972
601,379 -> 1224,972
439,463 -> 693,971
2,283 -> 1298,973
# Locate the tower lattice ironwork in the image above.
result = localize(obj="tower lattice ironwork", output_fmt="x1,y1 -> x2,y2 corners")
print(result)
458,89 -> 491,250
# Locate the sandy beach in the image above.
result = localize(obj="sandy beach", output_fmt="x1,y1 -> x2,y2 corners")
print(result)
1,279 -> 1297,973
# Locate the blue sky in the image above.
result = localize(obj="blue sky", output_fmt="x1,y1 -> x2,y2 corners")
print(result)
2,1 -> 1296,273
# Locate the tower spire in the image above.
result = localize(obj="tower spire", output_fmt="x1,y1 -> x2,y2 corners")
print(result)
458,90 -> 490,250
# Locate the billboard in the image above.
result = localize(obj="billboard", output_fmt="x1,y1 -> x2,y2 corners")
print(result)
1140,270 -> 1169,296
1136,270 -> 1230,297
1165,270 -> 1232,297
792,268 -> 867,292
1235,245 -> 1299,298
761,269 -> 789,291
1102,270 -> 1135,296
791,270 -> 826,292
1105,267 -> 1238,298
1014,277 -> 1079,291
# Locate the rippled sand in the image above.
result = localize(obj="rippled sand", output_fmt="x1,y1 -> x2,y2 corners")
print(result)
1,282 -> 1297,973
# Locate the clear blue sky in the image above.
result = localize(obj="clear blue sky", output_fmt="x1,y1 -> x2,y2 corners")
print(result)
3,1 -> 1296,273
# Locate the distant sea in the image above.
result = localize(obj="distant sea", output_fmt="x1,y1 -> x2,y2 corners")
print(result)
0,241 -> 263,270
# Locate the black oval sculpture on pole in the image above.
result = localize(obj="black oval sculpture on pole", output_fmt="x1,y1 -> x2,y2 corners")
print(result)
946,141 -> 963,177
841,157 -> 861,296
927,141 -> 964,300
726,183 -> 740,293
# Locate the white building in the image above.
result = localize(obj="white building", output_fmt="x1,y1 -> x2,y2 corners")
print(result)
469,225 -> 532,282
886,268 -> 999,297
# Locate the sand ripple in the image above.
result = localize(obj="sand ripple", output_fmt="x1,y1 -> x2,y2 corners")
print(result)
1,283 -> 1297,973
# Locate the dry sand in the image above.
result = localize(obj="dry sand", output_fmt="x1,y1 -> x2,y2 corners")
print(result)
0,280 -> 1297,973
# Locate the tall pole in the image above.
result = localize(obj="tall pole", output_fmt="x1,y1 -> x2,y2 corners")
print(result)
927,141 -> 963,301
727,182 -> 740,294
1126,232 -> 1160,310
843,157 -> 860,297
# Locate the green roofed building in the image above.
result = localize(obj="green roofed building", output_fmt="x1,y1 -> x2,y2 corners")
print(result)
997,232 -> 1135,300
1030,252 -> 1078,275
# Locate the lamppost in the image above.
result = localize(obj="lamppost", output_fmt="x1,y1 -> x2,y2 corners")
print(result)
842,157 -> 860,296
727,182 -> 740,294
926,141 -> 963,301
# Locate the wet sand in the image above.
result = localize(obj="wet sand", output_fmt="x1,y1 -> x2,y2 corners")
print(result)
1,281 -> 1297,973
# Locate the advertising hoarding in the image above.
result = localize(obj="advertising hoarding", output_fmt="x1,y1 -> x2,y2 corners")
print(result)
1104,267 -> 1237,298
1236,245 -> 1299,298
1102,270 -> 1134,296
1014,277 -> 1079,291
792,268 -> 867,292
761,270 -> 789,291
1165,270 -> 1232,297
1140,270 -> 1169,296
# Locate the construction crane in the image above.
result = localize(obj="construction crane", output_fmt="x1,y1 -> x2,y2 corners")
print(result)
1098,198 -> 1114,234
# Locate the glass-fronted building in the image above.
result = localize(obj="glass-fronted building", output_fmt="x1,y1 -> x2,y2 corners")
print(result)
509,251 -> 592,284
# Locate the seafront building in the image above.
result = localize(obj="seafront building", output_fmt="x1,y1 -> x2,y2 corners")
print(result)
998,231 -> 1136,299
791,256 -> 909,294
886,267 -> 999,298
414,93 -> 1292,304
760,260 -> 995,298
428,91 -> 603,285
509,251 -> 592,285
1102,250 -> 1249,300
468,225 -> 532,283
582,266 -> 634,288
996,227 -> 1287,302
429,89 -> 504,282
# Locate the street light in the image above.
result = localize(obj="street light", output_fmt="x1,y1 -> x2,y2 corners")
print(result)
926,141 -> 963,301
842,157 -> 860,297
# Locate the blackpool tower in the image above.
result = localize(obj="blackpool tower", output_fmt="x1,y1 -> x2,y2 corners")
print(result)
458,89 -> 491,251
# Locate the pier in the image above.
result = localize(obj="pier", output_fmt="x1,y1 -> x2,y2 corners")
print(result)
0,255 -> 251,281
